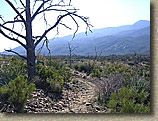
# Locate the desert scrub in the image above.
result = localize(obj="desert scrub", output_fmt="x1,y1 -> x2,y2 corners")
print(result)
0,57 -> 27,87
73,64 -> 79,70
107,86 -> 150,113
91,69 -> 102,78
36,63 -> 72,93
78,63 -> 89,73
46,60 -> 65,70
37,64 -> 72,83
0,75 -> 35,113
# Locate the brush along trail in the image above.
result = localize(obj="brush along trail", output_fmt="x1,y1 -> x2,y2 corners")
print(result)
25,71 -> 108,113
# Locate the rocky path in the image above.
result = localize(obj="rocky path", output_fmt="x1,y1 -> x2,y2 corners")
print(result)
25,71 -> 108,113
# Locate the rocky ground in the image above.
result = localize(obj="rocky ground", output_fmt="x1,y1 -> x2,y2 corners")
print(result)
0,71 -> 109,113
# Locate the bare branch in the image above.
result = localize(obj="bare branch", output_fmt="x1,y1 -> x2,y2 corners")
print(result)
31,0 -> 50,21
14,10 -> 25,20
0,29 -> 26,49
60,23 -> 72,30
13,0 -> 17,4
68,42 -> 78,52
52,25 -> 60,38
17,23 -> 24,40
37,40 -> 46,54
36,9 -> 91,40
32,0 -> 37,14
69,0 -> 72,5
71,46 -> 79,52
36,8 -> 77,15
5,0 -> 26,25
35,12 -> 75,47
0,16 -> 5,23
68,41 -> 78,67
32,2 -> 74,20
37,36 -> 50,54
94,47 -> 102,60
69,15 -> 79,39
34,7 -> 92,47
2,20 -> 23,25
0,24 -> 26,40
72,13 -> 93,35
9,21 -> 15,37
19,0 -> 26,8
45,38 -> 50,54
87,47 -> 102,75
59,0 -> 65,4
41,3 -> 50,29
5,49 -> 27,60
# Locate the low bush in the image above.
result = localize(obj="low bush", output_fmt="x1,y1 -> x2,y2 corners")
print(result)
0,75 -> 35,113
73,64 -> 79,70
78,63 -> 89,73
91,69 -> 102,78
107,86 -> 150,113
47,61 -> 64,70
0,57 -> 27,87
36,63 -> 72,94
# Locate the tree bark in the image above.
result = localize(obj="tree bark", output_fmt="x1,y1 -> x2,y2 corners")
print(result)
26,0 -> 36,79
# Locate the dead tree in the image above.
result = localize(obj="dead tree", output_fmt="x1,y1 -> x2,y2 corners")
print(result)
0,0 -> 92,79
87,47 -> 102,75
133,51 -> 138,66
68,42 -> 78,68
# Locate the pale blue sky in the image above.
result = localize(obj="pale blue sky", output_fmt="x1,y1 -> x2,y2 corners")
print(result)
0,0 -> 150,52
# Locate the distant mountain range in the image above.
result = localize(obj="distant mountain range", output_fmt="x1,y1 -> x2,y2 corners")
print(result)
1,20 -> 150,56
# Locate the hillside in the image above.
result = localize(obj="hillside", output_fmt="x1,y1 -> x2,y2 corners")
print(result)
0,54 -> 150,113
1,20 -> 150,56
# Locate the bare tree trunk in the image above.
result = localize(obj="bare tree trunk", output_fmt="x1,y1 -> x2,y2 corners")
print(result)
69,51 -> 72,67
1,0 -> 92,79
27,47 -> 36,79
68,42 -> 78,68
26,0 -> 36,79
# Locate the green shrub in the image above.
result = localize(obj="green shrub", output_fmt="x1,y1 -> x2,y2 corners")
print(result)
78,63 -> 89,73
117,67 -> 124,73
101,61 -> 150,94
46,60 -> 64,70
73,64 -> 79,70
37,63 -> 72,94
107,86 -> 150,113
0,57 -> 27,87
127,76 -> 150,93
0,75 -> 35,113
107,66 -> 116,73
61,67 -> 72,83
91,69 -> 101,78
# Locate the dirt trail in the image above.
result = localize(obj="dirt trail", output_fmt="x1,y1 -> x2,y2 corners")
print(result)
0,71 -> 108,113
24,71 -> 108,113
61,77 -> 99,113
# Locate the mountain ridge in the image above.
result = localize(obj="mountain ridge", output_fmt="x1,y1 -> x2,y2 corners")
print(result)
1,20 -> 150,56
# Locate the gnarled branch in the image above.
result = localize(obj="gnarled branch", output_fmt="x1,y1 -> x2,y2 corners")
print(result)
34,12 -> 75,47
0,29 -> 26,49
19,0 -> 26,8
0,24 -> 26,40
5,49 -> 27,60
3,20 -> 23,25
31,0 -> 50,21
5,0 -> 26,26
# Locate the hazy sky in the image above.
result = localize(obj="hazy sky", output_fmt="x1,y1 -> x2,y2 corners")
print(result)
0,0 -> 150,52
